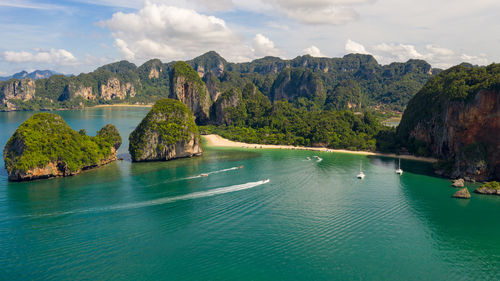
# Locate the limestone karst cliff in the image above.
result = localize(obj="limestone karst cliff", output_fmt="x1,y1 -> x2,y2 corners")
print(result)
398,63 -> 500,181
3,113 -> 121,181
0,79 -> 36,110
170,61 -> 212,124
0,51 -> 437,113
129,98 -> 202,162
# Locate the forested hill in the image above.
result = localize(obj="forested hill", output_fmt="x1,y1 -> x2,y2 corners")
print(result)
397,63 -> 500,180
0,51 -> 439,112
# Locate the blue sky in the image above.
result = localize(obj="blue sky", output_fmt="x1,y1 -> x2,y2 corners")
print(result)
1,0 -> 499,75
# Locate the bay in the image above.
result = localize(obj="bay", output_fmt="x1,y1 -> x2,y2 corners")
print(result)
0,108 -> 499,280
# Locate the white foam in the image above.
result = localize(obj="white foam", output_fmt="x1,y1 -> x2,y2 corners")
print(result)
181,166 -> 240,180
23,179 -> 270,218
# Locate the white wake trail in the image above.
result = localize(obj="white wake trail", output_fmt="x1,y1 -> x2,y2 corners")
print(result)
22,179 -> 270,218
179,166 -> 241,180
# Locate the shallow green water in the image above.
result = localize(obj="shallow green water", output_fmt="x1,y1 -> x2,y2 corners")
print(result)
0,108 -> 499,280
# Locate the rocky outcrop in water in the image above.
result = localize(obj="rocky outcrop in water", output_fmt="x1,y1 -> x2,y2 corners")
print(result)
453,188 -> 471,199
452,179 -> 465,187
474,181 -> 500,196
170,61 -> 211,124
398,64 -> 500,181
129,98 -> 202,162
3,113 -> 121,181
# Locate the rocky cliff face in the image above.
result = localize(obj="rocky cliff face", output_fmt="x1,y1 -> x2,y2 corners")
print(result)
129,98 -> 202,162
75,86 -> 95,100
214,88 -> 242,125
170,61 -> 212,124
188,50 -> 227,77
3,113 -> 121,181
410,90 -> 499,180
100,78 -> 136,100
203,72 -> 222,102
398,64 -> 500,181
0,79 -> 36,110
271,68 -> 326,106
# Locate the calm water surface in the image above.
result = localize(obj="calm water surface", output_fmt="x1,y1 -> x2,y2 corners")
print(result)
0,108 -> 499,280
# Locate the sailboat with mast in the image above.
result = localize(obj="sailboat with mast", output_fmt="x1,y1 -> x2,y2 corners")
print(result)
357,161 -> 365,179
395,158 -> 403,175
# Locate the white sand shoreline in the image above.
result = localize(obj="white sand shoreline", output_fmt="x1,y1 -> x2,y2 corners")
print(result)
90,104 -> 153,108
202,134 -> 437,163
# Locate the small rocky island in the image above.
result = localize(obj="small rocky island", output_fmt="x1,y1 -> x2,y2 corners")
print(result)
129,98 -> 202,162
3,113 -> 121,181
474,181 -> 500,196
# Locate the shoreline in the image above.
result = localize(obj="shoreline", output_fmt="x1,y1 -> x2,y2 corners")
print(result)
202,134 -> 438,163
89,104 -> 153,108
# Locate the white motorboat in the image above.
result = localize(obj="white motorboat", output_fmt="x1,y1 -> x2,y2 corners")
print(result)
357,161 -> 365,179
395,158 -> 403,175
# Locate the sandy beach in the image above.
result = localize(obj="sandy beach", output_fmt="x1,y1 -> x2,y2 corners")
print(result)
90,104 -> 153,108
202,134 -> 437,163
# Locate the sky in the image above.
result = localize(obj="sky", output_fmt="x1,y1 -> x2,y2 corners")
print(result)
0,0 -> 499,75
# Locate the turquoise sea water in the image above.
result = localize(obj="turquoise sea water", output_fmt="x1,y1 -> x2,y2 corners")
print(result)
0,108 -> 499,280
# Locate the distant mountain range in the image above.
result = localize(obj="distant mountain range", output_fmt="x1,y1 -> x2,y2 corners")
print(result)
0,51 -> 441,112
0,70 -> 60,81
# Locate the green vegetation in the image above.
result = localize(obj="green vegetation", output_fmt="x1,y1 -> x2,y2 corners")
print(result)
398,63 -> 500,140
129,98 -> 199,160
3,113 -> 121,174
171,61 -> 204,85
480,181 -> 500,190
1,51 -> 438,112
202,83 -> 383,150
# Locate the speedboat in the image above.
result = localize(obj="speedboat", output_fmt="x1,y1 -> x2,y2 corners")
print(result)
200,173 -> 209,177
306,157 -> 311,160
395,158 -> 403,175
357,161 -> 365,179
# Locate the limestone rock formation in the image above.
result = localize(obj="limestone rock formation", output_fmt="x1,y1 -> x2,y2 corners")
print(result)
214,88 -> 242,125
3,113 -> 121,181
203,72 -> 222,102
271,68 -> 326,106
59,84 -> 96,101
398,64 -> 500,181
74,86 -> 95,100
452,179 -> 465,187
189,51 -> 227,77
129,98 -> 202,162
170,61 -> 212,124
453,188 -> 471,199
0,78 -> 36,110
474,181 -> 500,196
100,78 -> 135,100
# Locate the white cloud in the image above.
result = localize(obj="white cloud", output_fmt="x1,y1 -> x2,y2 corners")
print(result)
187,0 -> 233,11
101,2 -> 285,62
252,34 -> 282,57
273,0 -> 374,25
460,54 -> 488,66
345,39 -> 489,68
372,42 -> 424,61
101,3 -> 247,61
303,45 -> 325,57
345,39 -> 369,54
2,48 -> 78,65
0,0 -> 66,10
